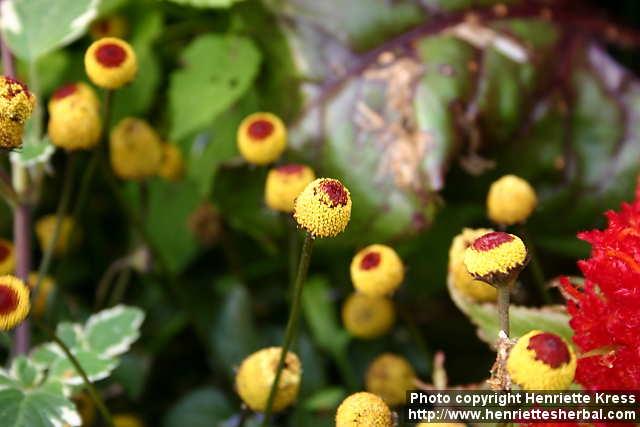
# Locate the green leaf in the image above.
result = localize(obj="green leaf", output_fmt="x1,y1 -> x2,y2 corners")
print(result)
144,179 -> 202,273
209,281 -> 257,376
301,277 -> 350,359
447,278 -> 574,347
0,377 -> 81,427
8,357 -> 41,388
302,387 -> 346,411
48,349 -> 118,385
85,305 -> 145,357
0,0 -> 98,61
163,387 -> 234,427
164,0 -> 245,8
9,137 -> 55,168
169,34 -> 261,140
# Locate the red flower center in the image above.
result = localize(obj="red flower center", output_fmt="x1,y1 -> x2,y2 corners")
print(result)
277,164 -> 304,175
247,119 -> 274,140
3,76 -> 29,99
95,43 -> 127,68
52,83 -> 77,100
472,231 -> 514,251
360,252 -> 381,270
319,180 -> 348,207
0,284 -> 18,315
527,333 -> 571,368
0,242 -> 10,262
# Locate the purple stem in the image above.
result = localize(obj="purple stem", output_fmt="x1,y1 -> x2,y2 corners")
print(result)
1,0 -> 31,356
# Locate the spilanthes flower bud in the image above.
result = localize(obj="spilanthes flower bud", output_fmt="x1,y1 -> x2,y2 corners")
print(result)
293,178 -> 351,238
487,174 -> 537,225
35,215 -> 77,256
448,228 -> 497,302
235,347 -> 301,412
365,353 -> 415,406
0,275 -> 30,331
507,330 -> 576,390
463,231 -> 527,285
0,76 -> 36,149
342,292 -> 395,339
113,414 -> 145,427
48,83 -> 102,150
265,164 -> 315,213
89,15 -> 128,40
336,392 -> 393,427
237,112 -> 286,165
0,239 -> 15,275
157,143 -> 184,181
27,273 -> 55,318
85,37 -> 138,89
350,244 -> 404,297
110,118 -> 163,180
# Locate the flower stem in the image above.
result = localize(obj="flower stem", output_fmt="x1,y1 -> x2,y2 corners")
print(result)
260,233 -> 314,427
287,216 -> 298,301
32,154 -> 76,299
497,284 -> 510,337
36,321 -> 114,427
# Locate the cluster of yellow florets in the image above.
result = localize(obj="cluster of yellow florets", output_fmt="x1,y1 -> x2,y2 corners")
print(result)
48,82 -> 102,150
237,112 -> 287,165
365,353 -> 415,406
265,164 -> 315,213
507,330 -> 576,390
89,15 -> 129,40
448,228 -> 498,302
85,37 -> 137,89
350,244 -> 404,297
0,275 -> 30,331
0,239 -> 15,275
235,347 -> 302,412
35,215 -> 77,256
110,118 -> 163,180
487,175 -> 537,225
336,392 -> 393,427
293,178 -> 352,238
342,292 -> 395,339
463,231 -> 527,285
0,76 -> 36,149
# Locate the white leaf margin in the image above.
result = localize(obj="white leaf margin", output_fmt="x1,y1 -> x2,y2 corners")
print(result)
85,305 -> 145,358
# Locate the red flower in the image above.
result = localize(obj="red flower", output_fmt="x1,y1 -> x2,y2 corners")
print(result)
562,183 -> 640,390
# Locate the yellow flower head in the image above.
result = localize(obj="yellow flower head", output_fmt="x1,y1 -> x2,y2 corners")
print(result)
89,15 -> 129,40
265,164 -> 316,213
0,275 -> 30,331
110,118 -> 163,180
28,273 -> 55,318
365,353 -> 415,406
507,330 -> 576,390
293,178 -> 351,238
235,347 -> 301,412
237,112 -> 286,165
35,215 -> 77,256
342,292 -> 395,339
463,231 -> 527,285
0,239 -> 15,275
487,174 -> 537,225
448,228 -> 498,302
85,37 -> 137,89
113,414 -> 145,427
350,244 -> 404,297
158,143 -> 184,181
335,392 -> 393,427
48,83 -> 102,150
0,76 -> 36,149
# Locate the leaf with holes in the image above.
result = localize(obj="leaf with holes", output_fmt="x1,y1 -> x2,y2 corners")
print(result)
169,34 -> 261,140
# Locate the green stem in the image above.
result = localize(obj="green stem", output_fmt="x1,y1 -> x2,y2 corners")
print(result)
94,258 -> 128,310
518,225 -> 551,304
32,154 -> 77,297
36,321 -> 114,427
497,284 -> 510,337
287,216 -> 298,301
108,267 -> 132,306
261,233 -> 314,427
